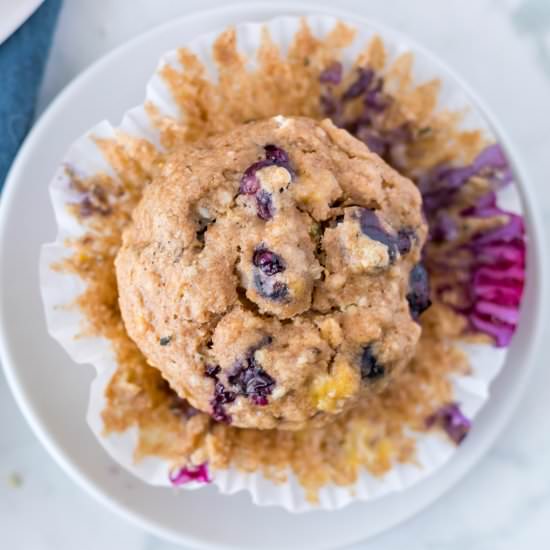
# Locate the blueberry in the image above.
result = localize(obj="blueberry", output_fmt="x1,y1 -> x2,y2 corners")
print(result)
239,147 -> 292,196
264,144 -> 290,166
159,336 -> 172,346
240,173 -> 260,195
265,144 -> 295,178
210,381 -> 236,424
239,159 -> 272,195
255,190 -> 274,221
195,223 -> 209,244
239,145 -> 294,220
254,272 -> 289,301
214,381 -> 236,405
204,364 -> 221,379
360,345 -> 385,380
204,364 -> 235,423
228,339 -> 276,406
359,208 -> 398,262
228,362 -> 275,405
396,228 -> 414,255
204,338 -> 275,418
407,263 -> 432,321
359,209 -> 416,262
253,247 -> 285,276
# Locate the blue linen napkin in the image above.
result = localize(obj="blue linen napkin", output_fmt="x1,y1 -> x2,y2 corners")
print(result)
0,0 -> 62,190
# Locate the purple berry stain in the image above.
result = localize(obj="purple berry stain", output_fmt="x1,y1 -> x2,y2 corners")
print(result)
407,263 -> 432,321
421,146 -> 525,348
429,211 -> 458,243
342,68 -> 374,101
317,64 -> 412,165
78,185 -> 112,218
169,462 -> 211,485
319,61 -> 343,85
426,403 -> 471,445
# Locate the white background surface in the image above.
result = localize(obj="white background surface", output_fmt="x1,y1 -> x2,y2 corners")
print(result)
1,0 -> 550,549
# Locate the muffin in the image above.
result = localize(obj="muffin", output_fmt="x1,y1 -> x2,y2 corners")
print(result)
115,115 -> 429,430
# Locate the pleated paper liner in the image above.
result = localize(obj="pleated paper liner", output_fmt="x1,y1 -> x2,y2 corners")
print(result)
40,14 -> 521,512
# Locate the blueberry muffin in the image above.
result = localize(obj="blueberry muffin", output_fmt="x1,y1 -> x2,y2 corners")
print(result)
115,116 -> 429,430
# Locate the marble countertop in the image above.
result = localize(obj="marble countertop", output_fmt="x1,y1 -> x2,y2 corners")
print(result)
2,0 -> 550,548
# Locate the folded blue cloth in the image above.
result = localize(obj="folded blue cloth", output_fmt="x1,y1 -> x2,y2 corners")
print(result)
0,0 -> 62,190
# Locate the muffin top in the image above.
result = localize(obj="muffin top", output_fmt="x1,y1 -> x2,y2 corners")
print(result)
115,116 -> 429,430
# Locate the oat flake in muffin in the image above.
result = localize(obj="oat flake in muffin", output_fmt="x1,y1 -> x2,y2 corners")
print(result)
115,116 -> 427,430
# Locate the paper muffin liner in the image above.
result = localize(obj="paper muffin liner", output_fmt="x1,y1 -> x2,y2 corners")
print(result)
39,14 -> 523,512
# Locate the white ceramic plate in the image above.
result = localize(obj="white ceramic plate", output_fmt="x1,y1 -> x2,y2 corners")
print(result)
0,3 -> 545,549
0,0 -> 43,45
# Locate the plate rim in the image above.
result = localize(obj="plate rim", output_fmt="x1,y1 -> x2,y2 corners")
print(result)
0,2 -> 547,548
